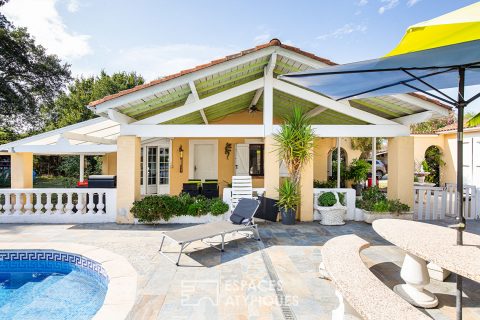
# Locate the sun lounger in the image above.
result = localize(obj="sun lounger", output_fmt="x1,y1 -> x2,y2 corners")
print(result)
159,198 -> 261,265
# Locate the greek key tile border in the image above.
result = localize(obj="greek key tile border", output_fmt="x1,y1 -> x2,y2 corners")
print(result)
0,250 -> 108,284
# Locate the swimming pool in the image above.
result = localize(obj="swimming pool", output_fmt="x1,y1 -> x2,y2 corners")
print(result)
0,250 -> 108,320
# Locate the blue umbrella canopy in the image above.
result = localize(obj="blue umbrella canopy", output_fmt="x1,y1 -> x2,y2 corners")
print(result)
280,40 -> 480,104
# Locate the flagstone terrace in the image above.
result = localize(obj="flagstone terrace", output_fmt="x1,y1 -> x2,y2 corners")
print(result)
0,220 -> 478,319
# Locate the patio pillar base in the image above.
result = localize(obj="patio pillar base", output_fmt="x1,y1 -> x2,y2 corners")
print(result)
387,136 -> 414,208
116,136 -> 141,224
11,152 -> 33,188
394,252 -> 438,308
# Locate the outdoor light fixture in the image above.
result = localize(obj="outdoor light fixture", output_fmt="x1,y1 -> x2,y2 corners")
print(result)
178,145 -> 184,173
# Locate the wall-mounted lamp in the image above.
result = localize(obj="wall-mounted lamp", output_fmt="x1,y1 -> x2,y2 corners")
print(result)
178,145 -> 184,173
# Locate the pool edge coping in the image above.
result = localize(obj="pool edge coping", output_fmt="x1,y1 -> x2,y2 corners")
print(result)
0,242 -> 137,320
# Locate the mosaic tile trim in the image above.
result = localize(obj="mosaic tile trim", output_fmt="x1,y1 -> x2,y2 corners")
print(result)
0,250 -> 108,285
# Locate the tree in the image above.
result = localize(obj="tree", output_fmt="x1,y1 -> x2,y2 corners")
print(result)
0,0 -> 71,130
350,137 -> 384,159
43,71 -> 144,130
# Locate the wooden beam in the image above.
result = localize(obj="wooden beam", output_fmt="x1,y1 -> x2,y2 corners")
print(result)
392,111 -> 434,125
107,109 -> 136,124
189,81 -> 208,124
133,78 -> 264,125
120,124 -> 265,138
272,79 -> 397,125
61,132 -> 117,145
11,144 -> 117,154
250,88 -> 263,109
308,125 -> 410,137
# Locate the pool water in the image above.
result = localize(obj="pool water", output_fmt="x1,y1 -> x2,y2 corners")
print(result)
0,259 -> 107,320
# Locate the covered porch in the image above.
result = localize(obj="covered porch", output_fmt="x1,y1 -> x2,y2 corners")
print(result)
0,40 -> 450,223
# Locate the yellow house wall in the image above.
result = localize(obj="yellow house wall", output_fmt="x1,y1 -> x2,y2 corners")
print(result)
11,152 -> 33,189
101,152 -> 117,175
313,137 -> 362,182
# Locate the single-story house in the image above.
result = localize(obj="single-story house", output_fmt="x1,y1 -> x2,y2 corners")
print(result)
0,39 -> 451,223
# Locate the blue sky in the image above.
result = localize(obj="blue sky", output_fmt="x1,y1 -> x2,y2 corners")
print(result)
3,0 -> 480,111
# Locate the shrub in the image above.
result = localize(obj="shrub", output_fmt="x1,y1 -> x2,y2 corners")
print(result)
338,192 -> 346,206
313,179 -> 336,188
132,194 -> 230,223
356,187 -> 410,213
318,192 -> 337,207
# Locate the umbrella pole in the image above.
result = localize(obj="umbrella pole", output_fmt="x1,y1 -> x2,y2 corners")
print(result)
455,67 -> 466,320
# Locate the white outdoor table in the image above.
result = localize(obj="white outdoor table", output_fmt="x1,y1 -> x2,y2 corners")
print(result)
373,219 -> 480,308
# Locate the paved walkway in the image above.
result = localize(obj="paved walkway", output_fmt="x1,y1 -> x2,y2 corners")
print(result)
0,220 -> 479,319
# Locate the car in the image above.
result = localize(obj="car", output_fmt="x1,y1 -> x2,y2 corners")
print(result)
367,159 -> 386,180
378,174 -> 388,189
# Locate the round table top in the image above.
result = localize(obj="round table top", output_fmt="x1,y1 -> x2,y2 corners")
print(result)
373,219 -> 480,282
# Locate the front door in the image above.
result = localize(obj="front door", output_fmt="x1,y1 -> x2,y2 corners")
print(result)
193,143 -> 216,180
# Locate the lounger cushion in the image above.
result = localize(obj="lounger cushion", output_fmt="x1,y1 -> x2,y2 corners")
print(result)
229,198 -> 260,224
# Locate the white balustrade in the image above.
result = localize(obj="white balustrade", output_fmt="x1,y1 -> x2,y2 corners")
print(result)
0,188 -> 117,223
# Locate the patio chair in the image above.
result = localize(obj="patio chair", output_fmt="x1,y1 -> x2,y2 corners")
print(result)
181,182 -> 200,197
201,182 -> 219,199
231,175 -> 253,209
159,198 -> 261,265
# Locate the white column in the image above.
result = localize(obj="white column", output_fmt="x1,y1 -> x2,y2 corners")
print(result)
337,137 -> 341,188
372,137 -> 377,186
263,69 -> 273,136
79,154 -> 85,182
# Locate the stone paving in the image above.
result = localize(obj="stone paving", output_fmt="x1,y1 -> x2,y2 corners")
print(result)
0,220 -> 479,319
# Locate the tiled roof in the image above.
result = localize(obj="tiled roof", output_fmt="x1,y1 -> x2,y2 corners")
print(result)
88,38 -> 451,111
89,39 -> 336,107
436,122 -> 480,133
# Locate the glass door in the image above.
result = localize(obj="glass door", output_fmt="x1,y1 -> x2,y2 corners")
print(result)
146,146 -> 158,194
158,146 -> 170,194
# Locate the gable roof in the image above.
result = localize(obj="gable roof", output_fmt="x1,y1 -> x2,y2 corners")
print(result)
89,39 -> 336,108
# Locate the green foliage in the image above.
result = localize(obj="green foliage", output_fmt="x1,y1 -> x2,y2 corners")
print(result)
277,179 -> 300,211
410,112 -> 456,134
347,158 -> 371,184
313,180 -> 336,188
350,137 -> 384,158
56,155 -> 101,180
318,192 -> 337,207
43,71 -> 144,130
131,194 -> 229,223
424,146 -> 444,186
357,187 -> 409,213
0,7 -> 71,130
338,192 -> 346,206
466,112 -> 480,127
0,169 -> 10,187
273,107 -> 315,185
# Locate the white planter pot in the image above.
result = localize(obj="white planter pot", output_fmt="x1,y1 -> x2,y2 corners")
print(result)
363,211 -> 413,224
354,208 -> 365,221
318,206 -> 346,226
135,213 -> 226,224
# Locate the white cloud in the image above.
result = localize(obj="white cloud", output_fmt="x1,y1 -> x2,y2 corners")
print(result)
378,0 -> 399,14
253,33 -> 271,45
2,0 -> 91,60
66,0 -> 80,13
357,0 -> 368,6
108,44 -> 236,81
317,23 -> 367,40
407,0 -> 421,7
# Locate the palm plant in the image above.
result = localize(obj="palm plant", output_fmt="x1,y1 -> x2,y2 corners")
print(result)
273,107 -> 315,222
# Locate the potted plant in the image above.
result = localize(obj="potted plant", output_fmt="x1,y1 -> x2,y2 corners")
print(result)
274,107 -> 315,225
277,179 -> 300,225
316,191 -> 346,225
347,158 -> 371,196
356,187 -> 412,224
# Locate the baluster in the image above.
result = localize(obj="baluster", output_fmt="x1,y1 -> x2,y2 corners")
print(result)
65,193 -> 74,214
45,193 -> 54,214
34,192 -> 43,214
4,193 -> 12,214
76,192 -> 85,214
87,192 -> 96,214
14,193 -> 23,215
24,193 -> 34,215
97,192 -> 105,214
55,193 -> 64,214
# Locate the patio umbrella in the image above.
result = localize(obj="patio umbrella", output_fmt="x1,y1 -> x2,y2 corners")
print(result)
280,3 -> 480,319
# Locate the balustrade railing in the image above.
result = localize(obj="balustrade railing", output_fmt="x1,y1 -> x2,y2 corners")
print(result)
0,188 -> 117,223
